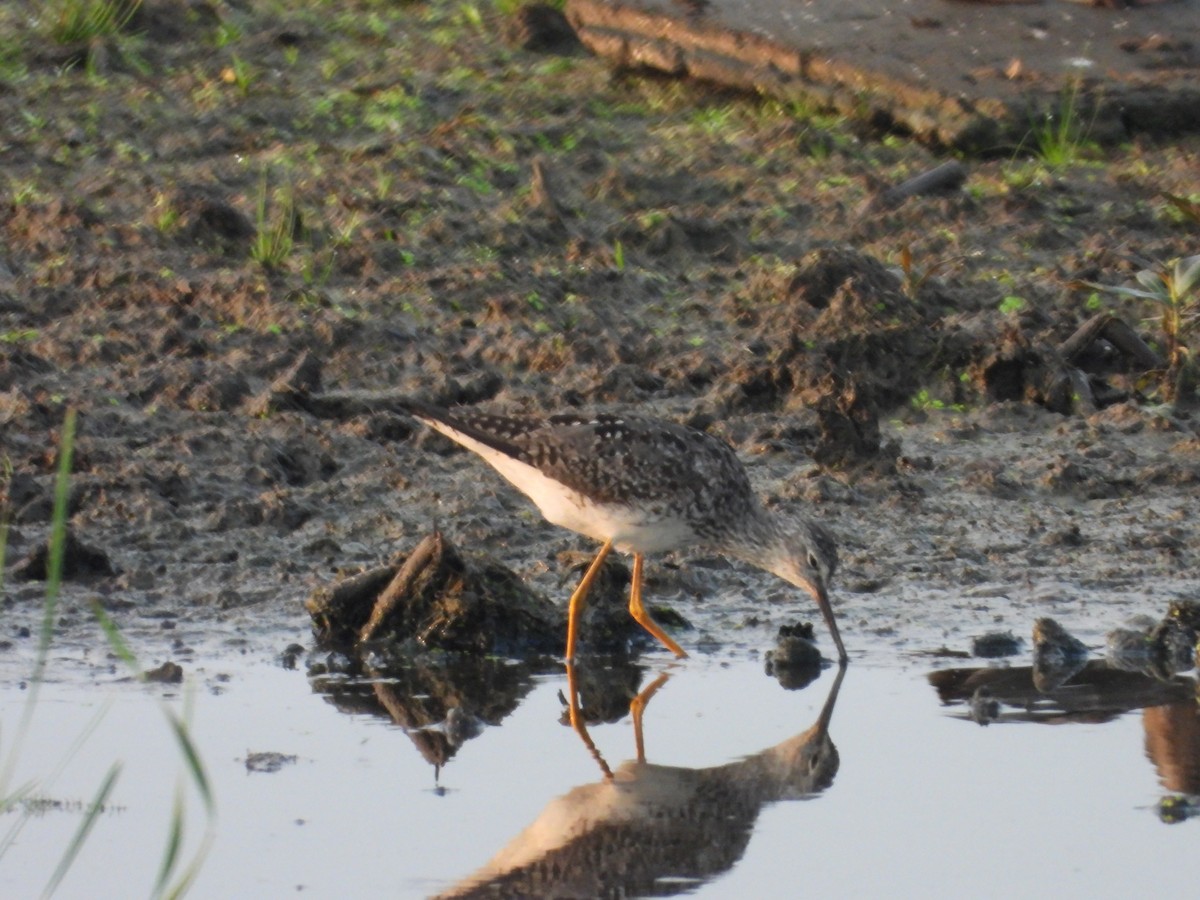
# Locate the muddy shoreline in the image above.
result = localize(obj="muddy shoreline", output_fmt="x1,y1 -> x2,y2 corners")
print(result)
1,1 -> 1198,678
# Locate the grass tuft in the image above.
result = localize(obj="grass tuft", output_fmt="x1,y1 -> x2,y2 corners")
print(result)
250,175 -> 298,271
1027,80 -> 1097,168
49,0 -> 142,45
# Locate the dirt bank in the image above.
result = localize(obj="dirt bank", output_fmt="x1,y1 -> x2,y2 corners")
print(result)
1,1 -> 1197,675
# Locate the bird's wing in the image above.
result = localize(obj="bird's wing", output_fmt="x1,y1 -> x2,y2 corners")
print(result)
400,400 -> 548,457
514,416 -> 753,509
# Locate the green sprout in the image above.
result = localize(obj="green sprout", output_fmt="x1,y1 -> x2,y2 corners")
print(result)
1090,254 -> 1200,404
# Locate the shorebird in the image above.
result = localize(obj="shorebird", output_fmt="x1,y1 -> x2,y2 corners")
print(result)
403,401 -> 847,663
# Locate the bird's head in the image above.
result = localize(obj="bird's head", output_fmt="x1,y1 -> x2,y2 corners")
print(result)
772,520 -> 838,604
768,520 -> 846,663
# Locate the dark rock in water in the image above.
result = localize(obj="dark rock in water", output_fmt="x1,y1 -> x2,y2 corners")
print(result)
1158,796 -> 1198,825
969,686 -> 1000,726
244,751 -> 298,774
971,631 -> 1022,659
1032,618 -> 1089,661
10,529 -> 117,582
1150,618 -> 1195,674
1106,627 -> 1155,668
279,643 -> 306,670
1032,617 -> 1089,692
1107,609 -> 1197,679
765,622 -> 824,689
306,530 -> 564,657
142,661 -> 184,684
1168,599 -> 1200,632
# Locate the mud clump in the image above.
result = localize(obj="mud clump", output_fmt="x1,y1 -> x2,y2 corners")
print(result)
971,631 -> 1022,659
1032,617 -> 1090,692
305,530 -> 669,659
725,247 -> 942,469
1106,600 -> 1200,680
765,622 -> 825,689
931,604 -> 1200,726
10,529 -> 117,582
142,660 -> 184,684
306,530 -> 563,656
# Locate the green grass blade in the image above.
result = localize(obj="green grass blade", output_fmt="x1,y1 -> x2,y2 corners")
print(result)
41,762 -> 122,899
1175,254 -> 1200,299
35,408 -> 77,681
163,709 -> 213,814
0,694 -> 115,864
88,599 -> 142,677
0,454 -> 12,599
0,409 -> 76,800
153,784 -> 186,898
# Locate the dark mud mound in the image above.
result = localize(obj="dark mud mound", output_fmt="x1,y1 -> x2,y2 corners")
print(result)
724,247 -> 950,468
9,529 -> 117,582
306,530 -> 563,656
306,531 -> 675,659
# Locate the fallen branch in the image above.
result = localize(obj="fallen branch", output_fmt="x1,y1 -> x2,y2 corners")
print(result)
866,160 -> 968,212
1058,312 -> 1164,371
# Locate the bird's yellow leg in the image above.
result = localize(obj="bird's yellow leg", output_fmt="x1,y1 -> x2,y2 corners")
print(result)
629,554 -> 688,659
565,539 -> 614,662
629,671 -> 670,763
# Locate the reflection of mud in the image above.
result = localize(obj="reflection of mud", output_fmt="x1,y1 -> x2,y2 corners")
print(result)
309,651 -> 655,773
936,608 -> 1200,818
311,655 -> 551,772
933,659 -> 1200,818
1144,700 -> 1200,796
930,661 -> 1194,725
563,657 -> 651,726
438,666 -> 843,898
765,622 -> 826,690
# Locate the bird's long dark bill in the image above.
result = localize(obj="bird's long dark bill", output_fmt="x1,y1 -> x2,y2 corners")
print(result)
812,584 -> 848,664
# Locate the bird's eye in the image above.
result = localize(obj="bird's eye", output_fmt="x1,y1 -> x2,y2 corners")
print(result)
807,551 -> 820,571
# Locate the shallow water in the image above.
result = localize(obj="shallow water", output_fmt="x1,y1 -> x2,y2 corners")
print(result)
1,648 -> 1196,898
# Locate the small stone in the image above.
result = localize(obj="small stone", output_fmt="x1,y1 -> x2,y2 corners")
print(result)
142,661 -> 183,684
245,751 -> 298,774
971,631 -> 1022,658
765,622 -> 824,689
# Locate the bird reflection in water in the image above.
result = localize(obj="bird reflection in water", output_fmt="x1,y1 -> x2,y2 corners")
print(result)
437,663 -> 845,899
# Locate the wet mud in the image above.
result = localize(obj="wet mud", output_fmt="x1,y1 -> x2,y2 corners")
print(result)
0,1 -> 1197,689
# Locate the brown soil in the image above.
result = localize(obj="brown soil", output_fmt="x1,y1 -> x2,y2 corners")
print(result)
1,1 -> 1197,674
